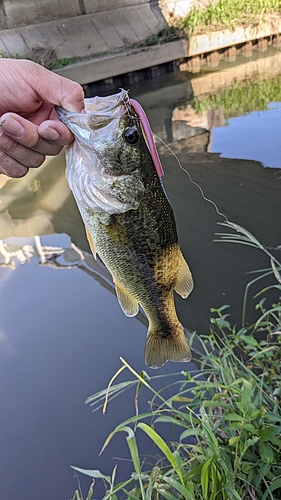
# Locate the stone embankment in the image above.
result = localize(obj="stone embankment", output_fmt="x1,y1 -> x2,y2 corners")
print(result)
0,0 -> 281,86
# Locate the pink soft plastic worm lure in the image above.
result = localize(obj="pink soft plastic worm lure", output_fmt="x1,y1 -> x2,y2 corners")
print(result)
130,98 -> 164,178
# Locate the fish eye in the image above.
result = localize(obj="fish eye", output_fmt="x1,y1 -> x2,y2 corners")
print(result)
124,126 -> 139,145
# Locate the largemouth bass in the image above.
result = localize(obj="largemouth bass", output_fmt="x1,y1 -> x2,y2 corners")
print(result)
56,89 -> 193,368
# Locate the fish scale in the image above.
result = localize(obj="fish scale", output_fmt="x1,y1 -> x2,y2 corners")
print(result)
56,89 -> 194,368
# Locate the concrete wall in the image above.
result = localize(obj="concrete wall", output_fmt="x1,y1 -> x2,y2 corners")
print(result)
84,0 -> 152,13
1,0 -> 81,28
0,0 -> 219,29
0,0 -> 157,28
159,0 -> 217,22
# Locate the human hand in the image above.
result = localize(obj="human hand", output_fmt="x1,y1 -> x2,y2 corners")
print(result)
0,58 -> 84,178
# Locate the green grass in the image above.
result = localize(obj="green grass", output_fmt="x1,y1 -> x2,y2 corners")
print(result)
0,52 -> 109,70
133,26 -> 184,48
182,0 -> 281,35
75,327 -> 281,499
46,57 -> 76,70
193,74 -> 281,119
73,222 -> 281,499
0,52 -> 76,70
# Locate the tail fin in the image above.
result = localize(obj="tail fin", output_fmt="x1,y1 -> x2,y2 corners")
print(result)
144,324 -> 192,369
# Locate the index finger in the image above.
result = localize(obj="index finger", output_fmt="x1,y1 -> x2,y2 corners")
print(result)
0,113 -> 73,153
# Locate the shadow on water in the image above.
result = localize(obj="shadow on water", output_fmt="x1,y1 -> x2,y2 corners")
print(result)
1,47 -> 281,499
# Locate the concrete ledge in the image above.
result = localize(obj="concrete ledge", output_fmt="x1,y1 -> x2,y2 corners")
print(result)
55,39 -> 189,84
189,19 -> 281,56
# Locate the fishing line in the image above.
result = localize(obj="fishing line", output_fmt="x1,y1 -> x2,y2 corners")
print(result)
127,92 -> 228,222
152,133 -> 280,257
153,133 -> 229,223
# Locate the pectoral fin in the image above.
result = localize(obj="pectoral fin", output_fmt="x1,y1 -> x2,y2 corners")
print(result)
114,282 -> 139,317
174,254 -> 194,298
85,226 -> 97,259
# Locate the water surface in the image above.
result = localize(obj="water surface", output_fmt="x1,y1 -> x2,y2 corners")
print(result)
1,48 -> 281,499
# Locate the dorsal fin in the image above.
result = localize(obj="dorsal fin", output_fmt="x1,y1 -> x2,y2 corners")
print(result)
174,254 -> 194,298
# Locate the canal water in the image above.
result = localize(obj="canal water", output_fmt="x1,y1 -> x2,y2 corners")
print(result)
1,47 -> 281,499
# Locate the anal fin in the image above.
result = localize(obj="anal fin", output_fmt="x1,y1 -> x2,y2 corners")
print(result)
175,253 -> 194,298
115,281 -> 139,317
85,226 -> 97,259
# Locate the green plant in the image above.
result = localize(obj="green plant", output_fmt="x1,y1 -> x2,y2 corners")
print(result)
47,57 -> 76,70
214,221 -> 281,326
72,483 -> 94,500
72,222 -> 281,499
73,325 -> 281,499
132,26 -> 185,48
182,0 -> 281,35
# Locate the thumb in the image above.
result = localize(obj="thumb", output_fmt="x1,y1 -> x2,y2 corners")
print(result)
31,62 -> 85,112
53,75 -> 85,113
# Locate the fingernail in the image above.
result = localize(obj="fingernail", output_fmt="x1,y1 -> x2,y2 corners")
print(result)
45,127 -> 60,141
40,125 -> 60,141
0,117 -> 25,138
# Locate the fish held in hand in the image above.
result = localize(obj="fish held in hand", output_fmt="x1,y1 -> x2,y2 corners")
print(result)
56,89 -> 194,368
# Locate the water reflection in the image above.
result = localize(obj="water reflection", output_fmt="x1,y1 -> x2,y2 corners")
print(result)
0,232 -> 148,325
1,48 -> 281,500
211,103 -> 281,168
130,45 -> 281,168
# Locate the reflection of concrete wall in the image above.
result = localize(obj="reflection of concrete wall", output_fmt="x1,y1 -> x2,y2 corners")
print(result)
136,79 -> 193,142
173,105 -> 224,130
135,77 -> 224,152
0,152 -> 71,239
134,79 -> 213,151
191,50 -> 281,97
169,104 -> 224,153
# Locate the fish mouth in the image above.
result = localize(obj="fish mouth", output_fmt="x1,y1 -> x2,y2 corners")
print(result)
84,88 -> 129,114
56,89 -> 129,130
55,89 -> 130,125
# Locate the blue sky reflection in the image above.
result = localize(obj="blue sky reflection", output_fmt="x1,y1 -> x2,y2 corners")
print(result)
211,102 -> 281,168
